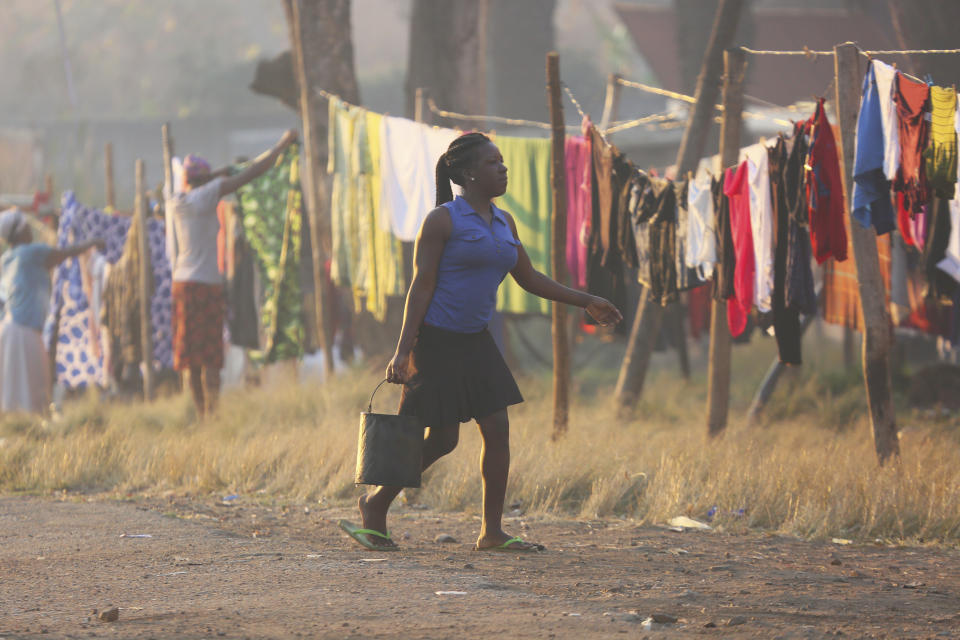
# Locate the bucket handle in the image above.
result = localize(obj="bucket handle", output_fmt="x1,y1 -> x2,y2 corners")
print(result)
367,378 -> 390,413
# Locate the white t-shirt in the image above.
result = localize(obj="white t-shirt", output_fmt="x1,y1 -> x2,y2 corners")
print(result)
169,177 -> 224,284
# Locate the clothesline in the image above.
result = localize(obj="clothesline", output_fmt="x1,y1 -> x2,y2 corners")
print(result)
425,97 -> 580,132
616,77 -> 794,127
742,46 -> 960,56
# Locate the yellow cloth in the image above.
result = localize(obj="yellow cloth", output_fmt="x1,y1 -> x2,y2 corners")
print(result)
327,99 -> 405,321
494,135 -> 553,316
925,85 -> 958,198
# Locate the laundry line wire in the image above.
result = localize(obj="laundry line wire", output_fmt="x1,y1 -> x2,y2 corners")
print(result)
742,46 -> 960,56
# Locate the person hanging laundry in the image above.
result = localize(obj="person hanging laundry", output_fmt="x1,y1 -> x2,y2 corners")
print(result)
168,129 -> 298,418
893,72 -> 931,244
341,132 -> 622,553
565,134 -> 592,289
742,143 -> 775,311
853,61 -> 896,235
724,161 -> 754,338
924,85 -> 958,200
686,172 -> 716,281
805,98 -> 848,264
0,209 -> 104,414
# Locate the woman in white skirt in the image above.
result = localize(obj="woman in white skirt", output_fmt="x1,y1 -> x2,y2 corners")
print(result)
0,209 -> 104,414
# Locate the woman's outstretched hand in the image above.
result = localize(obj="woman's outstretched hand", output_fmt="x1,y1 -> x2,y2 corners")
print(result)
386,351 -> 411,384
585,296 -> 623,326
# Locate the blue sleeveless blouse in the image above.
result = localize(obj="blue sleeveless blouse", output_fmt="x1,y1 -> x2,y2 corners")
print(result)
423,196 -> 520,333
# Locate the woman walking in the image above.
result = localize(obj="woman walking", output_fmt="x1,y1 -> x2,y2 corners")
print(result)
0,209 -> 104,414
342,133 -> 622,552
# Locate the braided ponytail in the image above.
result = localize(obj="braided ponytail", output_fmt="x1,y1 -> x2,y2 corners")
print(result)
434,132 -> 492,206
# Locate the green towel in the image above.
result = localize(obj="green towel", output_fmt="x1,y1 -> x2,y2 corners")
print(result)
495,135 -> 553,316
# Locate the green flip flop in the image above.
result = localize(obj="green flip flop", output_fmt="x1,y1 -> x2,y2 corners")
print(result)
475,536 -> 545,552
338,519 -> 399,551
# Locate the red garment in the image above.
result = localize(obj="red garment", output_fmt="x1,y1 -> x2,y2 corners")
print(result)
804,99 -> 848,264
687,284 -> 711,339
893,72 -> 930,240
724,162 -> 754,338
564,135 -> 592,289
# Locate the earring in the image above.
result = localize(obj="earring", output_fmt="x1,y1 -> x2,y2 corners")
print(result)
470,176 -> 476,181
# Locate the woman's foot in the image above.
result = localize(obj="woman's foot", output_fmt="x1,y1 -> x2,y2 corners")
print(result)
475,530 -> 544,551
357,494 -> 397,550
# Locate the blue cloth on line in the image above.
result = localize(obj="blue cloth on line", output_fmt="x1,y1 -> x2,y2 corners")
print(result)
852,61 -> 895,235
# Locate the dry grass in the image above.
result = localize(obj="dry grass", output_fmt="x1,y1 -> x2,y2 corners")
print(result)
2,332 -> 960,544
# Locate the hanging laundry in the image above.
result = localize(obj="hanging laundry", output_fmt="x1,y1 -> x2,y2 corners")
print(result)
768,137 -> 801,365
853,61 -> 896,235
674,178 -> 692,293
924,85 -> 958,199
742,143 -> 775,311
911,202 -> 929,252
805,98 -> 848,264
686,172 -> 716,281
100,212 -> 151,389
494,135 -> 553,315
565,135 -> 592,289
218,199 -> 259,349
724,161 -> 754,338
785,124 -> 818,316
923,197 -> 958,302
364,110 -> 407,321
238,146 -> 304,363
938,100 -> 960,283
631,175 -> 678,305
889,230 -> 911,324
711,175 -> 735,304
585,127 -> 631,314
328,99 -> 406,321
893,72 -> 931,240
379,116 -> 458,242
873,60 -> 901,182
44,193 -> 173,390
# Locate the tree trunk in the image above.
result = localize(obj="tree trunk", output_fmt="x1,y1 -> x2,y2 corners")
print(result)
284,0 -> 360,374
887,0 -> 960,86
614,0 -> 745,413
833,42 -> 899,464
405,0 -> 488,120
487,0 -> 556,120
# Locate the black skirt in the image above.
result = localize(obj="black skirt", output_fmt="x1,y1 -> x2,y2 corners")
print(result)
398,324 -> 524,427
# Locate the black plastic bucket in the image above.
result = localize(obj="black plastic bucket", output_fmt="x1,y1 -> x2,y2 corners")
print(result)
354,380 -> 424,488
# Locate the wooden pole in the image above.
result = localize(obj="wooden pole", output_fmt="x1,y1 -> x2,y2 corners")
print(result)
546,51 -> 571,438
104,143 -> 115,210
833,42 -> 899,463
615,0 -> 745,413
161,123 -> 173,196
706,47 -> 746,437
287,0 -> 335,375
414,87 -> 430,125
599,73 -> 622,131
135,159 -> 155,401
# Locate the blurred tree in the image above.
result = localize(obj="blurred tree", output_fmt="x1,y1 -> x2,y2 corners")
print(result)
486,0 -> 556,121
887,0 -> 960,86
404,0 -> 487,121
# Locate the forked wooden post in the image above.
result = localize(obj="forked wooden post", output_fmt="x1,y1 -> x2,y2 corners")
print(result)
599,73 -> 623,131
706,47 -> 746,437
414,87 -> 430,125
833,42 -> 898,463
104,143 -> 116,210
546,51 -> 571,438
161,123 -> 173,196
135,159 -> 155,401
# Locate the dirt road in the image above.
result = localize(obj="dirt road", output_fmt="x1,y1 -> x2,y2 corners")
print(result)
2,496 -> 959,638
